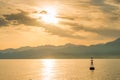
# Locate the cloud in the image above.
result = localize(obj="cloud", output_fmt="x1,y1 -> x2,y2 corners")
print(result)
1,10 -> 84,39
60,21 -> 80,27
43,25 -> 85,39
1,0 -> 120,40
3,11 -> 41,26
90,0 -> 104,5
40,10 -> 47,14
57,16 -> 75,20
72,25 -> 120,38
90,0 -> 118,13
56,0 -> 120,38
0,18 -> 8,27
112,0 -> 120,3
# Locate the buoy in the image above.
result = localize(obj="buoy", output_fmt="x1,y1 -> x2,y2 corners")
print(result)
90,57 -> 95,70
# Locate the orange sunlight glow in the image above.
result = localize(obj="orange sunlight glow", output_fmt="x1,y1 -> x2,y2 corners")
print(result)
41,7 -> 59,24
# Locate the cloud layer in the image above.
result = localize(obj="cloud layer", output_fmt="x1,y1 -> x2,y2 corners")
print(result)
0,0 -> 120,49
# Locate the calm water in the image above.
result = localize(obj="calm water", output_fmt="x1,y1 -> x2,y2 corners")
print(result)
0,59 -> 120,80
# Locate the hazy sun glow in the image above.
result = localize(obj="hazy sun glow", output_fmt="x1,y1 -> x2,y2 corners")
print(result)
41,7 -> 59,24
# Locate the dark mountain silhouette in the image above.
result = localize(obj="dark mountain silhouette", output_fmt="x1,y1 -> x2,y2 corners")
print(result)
0,38 -> 120,59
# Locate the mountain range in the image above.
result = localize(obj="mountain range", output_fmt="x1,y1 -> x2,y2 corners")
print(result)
0,38 -> 120,59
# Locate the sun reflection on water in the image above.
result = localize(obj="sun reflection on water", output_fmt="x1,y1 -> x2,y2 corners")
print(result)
42,59 -> 56,80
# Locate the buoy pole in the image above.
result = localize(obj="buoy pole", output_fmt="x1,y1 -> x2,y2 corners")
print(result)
90,57 -> 95,70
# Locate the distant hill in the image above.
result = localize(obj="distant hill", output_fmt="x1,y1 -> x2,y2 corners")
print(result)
0,38 -> 120,59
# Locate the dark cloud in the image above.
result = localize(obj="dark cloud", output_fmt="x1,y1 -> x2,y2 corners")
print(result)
72,25 -> 120,38
113,0 -> 120,3
40,10 -> 47,14
3,11 -> 40,26
90,0 -> 118,14
57,16 -> 75,20
0,18 -> 8,27
60,21 -> 80,27
109,12 -> 120,21
91,0 -> 104,5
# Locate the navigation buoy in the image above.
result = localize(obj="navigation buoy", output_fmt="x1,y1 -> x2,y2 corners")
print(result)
90,57 -> 95,70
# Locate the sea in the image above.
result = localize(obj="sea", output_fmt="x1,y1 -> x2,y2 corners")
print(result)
0,59 -> 120,80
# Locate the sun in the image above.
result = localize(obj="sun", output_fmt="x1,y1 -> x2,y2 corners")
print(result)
41,14 -> 58,24
40,7 -> 59,24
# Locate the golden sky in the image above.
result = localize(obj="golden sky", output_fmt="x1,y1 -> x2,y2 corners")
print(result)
0,0 -> 120,50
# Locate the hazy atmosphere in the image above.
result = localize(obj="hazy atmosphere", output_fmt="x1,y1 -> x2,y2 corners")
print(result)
1,0 -> 120,50
0,1 -> 120,80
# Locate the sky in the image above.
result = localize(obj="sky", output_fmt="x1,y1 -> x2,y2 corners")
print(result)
0,0 -> 120,50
